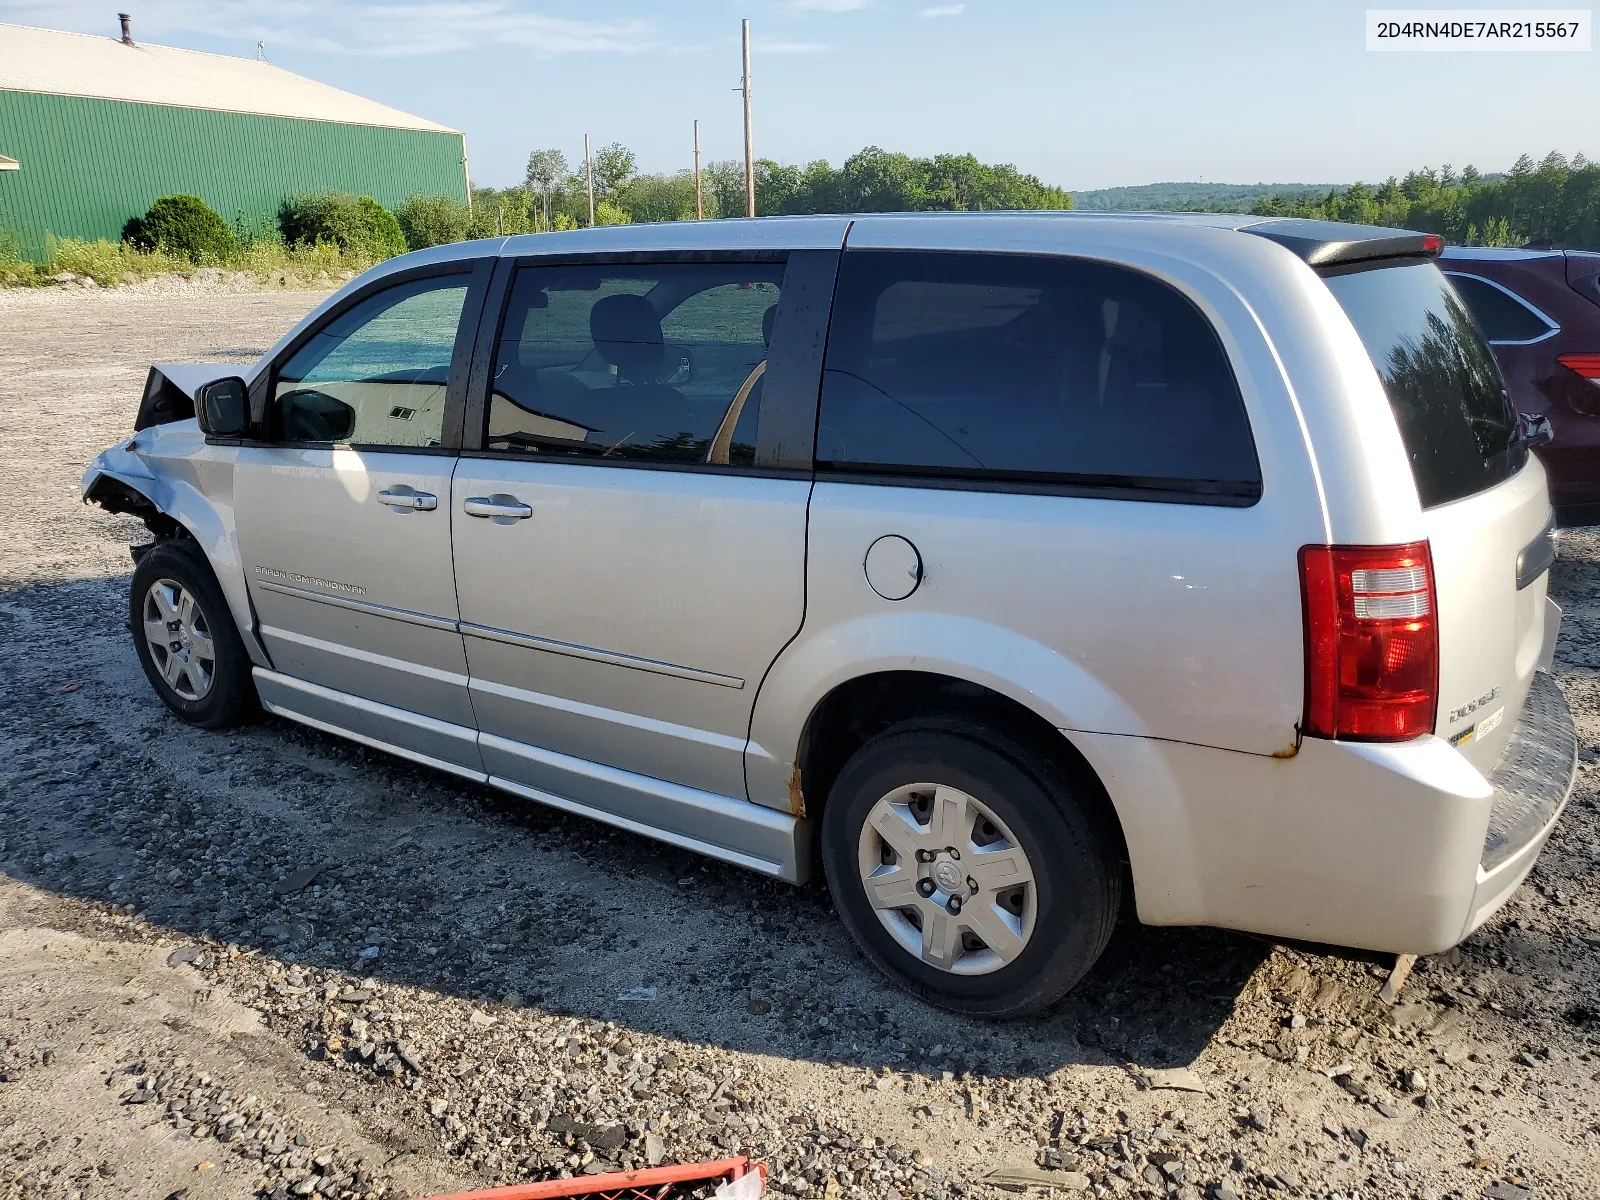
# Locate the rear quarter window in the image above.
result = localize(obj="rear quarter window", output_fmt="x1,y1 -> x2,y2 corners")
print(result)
816,250 -> 1260,500
1443,272 -> 1556,344
1322,260 -> 1525,509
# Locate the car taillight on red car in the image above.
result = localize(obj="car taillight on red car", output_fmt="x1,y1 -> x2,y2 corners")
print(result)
1299,542 -> 1438,741
1557,354 -> 1600,388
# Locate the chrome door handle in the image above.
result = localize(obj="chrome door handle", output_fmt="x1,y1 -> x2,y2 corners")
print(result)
377,488 -> 438,511
464,495 -> 532,521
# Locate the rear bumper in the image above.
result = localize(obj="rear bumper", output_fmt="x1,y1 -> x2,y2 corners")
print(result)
1076,670 -> 1577,953
1464,670 -> 1577,936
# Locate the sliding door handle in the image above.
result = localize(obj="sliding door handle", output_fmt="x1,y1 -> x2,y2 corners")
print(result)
464,494 -> 532,521
377,487 -> 438,511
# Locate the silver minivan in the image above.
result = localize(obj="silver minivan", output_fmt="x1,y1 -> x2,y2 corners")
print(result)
85,213 -> 1577,1016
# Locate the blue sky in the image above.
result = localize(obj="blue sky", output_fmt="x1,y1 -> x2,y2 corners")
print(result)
4,1 -> 1595,190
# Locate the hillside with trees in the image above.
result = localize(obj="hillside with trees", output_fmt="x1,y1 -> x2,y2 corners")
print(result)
90,146 -> 1580,272
1247,152 -> 1599,248
1071,181 -> 1347,212
468,143 -> 1074,232
452,146 -> 1596,250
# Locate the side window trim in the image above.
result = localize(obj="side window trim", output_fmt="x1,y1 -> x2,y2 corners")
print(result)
1443,271 -> 1560,345
462,255 -> 518,455
246,257 -> 494,452
460,249 -> 830,475
758,249 -> 838,472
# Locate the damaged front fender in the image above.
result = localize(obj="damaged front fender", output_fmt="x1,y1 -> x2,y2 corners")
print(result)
83,425 -> 270,668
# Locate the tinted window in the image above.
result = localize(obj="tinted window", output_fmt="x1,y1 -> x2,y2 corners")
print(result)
1323,261 -> 1525,509
487,264 -> 783,466
1444,273 -> 1556,343
274,277 -> 469,447
816,251 -> 1259,496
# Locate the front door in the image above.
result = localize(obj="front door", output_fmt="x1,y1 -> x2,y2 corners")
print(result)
450,254 -> 829,871
236,265 -> 488,776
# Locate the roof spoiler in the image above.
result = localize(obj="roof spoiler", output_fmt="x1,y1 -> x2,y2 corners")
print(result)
1242,218 -> 1443,267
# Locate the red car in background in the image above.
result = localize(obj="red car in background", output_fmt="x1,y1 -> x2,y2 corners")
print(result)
1441,246 -> 1600,526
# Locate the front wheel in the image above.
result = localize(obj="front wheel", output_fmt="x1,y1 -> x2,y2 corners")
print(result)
820,723 -> 1122,1017
130,540 -> 257,728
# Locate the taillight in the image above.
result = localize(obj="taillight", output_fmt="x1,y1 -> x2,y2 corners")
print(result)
1421,233 -> 1444,256
1558,353 -> 1600,388
1299,542 -> 1438,741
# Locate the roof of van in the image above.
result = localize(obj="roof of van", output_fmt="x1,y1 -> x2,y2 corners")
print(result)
494,212 -> 1440,267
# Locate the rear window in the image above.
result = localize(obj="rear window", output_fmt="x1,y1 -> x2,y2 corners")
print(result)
1322,260 -> 1525,509
816,250 -> 1260,499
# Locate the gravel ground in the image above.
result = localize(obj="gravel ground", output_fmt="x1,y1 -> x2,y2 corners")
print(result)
1,283 -> 1598,1200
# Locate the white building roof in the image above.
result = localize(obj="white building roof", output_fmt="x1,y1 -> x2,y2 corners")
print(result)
0,22 -> 458,134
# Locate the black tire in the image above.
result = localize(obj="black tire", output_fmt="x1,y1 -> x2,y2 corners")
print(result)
129,539 -> 257,729
820,721 -> 1122,1018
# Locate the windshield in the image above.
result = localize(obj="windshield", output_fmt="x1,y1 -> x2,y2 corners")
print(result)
1322,260 -> 1524,509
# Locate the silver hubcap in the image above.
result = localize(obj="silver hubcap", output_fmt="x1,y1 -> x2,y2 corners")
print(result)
142,578 -> 216,701
856,783 -> 1037,976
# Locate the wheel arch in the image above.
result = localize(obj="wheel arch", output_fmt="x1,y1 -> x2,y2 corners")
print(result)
84,449 -> 269,668
786,669 -> 1130,870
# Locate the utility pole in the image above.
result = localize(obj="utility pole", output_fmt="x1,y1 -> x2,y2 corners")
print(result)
584,133 -> 596,226
694,120 -> 703,220
741,19 -> 755,218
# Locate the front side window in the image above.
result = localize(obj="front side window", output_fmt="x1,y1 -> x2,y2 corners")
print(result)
486,263 -> 784,466
273,276 -> 470,447
816,251 -> 1259,497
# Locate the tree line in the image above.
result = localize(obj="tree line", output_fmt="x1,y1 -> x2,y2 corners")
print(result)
1248,151 -> 1600,249
397,143 -> 1073,248
417,147 -> 1600,252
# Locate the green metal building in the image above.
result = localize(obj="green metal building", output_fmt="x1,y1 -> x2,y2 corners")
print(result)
0,20 -> 469,261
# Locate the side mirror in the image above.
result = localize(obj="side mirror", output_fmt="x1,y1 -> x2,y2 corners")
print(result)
278,388 -> 356,442
196,377 -> 249,437
659,344 -> 693,387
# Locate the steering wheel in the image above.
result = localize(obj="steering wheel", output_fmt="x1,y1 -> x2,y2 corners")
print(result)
705,360 -> 766,465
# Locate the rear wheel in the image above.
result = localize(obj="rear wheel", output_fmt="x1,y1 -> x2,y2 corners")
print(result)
820,722 -> 1121,1017
130,540 -> 256,728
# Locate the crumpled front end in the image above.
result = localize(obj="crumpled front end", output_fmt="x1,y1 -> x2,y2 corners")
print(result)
81,415 -> 267,667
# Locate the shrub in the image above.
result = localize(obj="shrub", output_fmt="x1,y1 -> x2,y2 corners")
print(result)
396,193 -> 471,250
594,199 -> 631,227
465,186 -> 536,239
0,221 -> 24,262
123,194 -> 234,262
622,174 -> 697,223
1,223 -> 35,284
279,192 -> 407,259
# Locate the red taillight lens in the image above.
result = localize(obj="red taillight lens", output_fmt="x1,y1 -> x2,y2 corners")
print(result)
1421,233 -> 1444,256
1558,353 -> 1600,387
1299,542 -> 1438,741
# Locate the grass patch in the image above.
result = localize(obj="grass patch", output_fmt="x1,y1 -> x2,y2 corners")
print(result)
47,235 -> 191,284
1,234 -> 383,289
